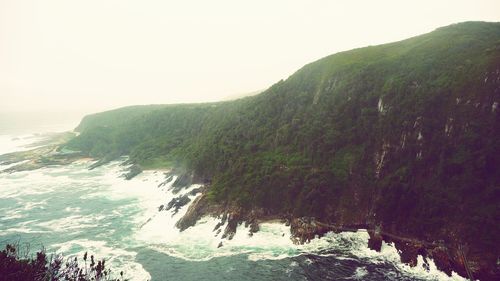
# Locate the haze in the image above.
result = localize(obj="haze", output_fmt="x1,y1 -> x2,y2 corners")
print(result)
1,0 -> 500,116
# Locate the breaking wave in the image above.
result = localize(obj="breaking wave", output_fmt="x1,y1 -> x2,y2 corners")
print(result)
0,135 -> 468,281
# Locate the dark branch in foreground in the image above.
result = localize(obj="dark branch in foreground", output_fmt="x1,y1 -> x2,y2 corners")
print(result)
0,243 -> 131,281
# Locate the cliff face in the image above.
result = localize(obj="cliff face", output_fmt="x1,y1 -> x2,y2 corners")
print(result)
67,22 -> 500,280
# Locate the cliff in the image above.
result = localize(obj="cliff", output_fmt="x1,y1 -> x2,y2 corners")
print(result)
66,22 -> 500,280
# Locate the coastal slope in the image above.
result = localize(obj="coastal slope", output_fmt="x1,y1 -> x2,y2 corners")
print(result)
66,22 -> 500,280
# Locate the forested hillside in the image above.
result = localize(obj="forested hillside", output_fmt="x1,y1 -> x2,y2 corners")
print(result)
67,22 -> 500,279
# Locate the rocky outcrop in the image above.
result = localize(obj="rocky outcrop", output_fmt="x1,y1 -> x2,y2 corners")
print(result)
176,187 -> 276,239
158,174 -> 175,187
176,191 -> 499,280
0,133 -> 85,173
88,156 -> 116,170
175,190 -> 219,231
164,194 -> 192,215
289,217 -> 334,244
365,228 -> 499,280
367,226 -> 383,252
171,173 -> 194,193
245,220 -> 260,237
122,164 -> 142,180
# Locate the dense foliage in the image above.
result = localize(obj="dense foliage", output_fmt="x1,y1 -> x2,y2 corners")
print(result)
67,22 -> 500,262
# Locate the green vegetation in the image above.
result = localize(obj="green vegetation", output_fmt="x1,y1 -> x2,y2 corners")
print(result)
67,21 -> 500,268
0,243 -> 127,281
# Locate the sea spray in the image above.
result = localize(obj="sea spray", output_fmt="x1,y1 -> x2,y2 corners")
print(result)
134,171 -> 468,280
0,156 -> 470,281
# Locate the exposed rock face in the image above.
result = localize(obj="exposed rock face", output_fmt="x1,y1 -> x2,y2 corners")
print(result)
176,195 -> 244,240
176,187 -> 276,240
122,164 -> 142,180
175,190 -> 219,231
171,173 -> 194,193
88,157 -> 114,170
367,227 -> 383,252
289,217 -> 333,244
221,213 -> 240,240
213,213 -> 228,232
365,229 -> 499,280
158,173 -> 175,187
65,23 -> 500,281
176,188 -> 499,280
245,220 -> 260,237
164,194 -> 191,215
159,172 -> 202,216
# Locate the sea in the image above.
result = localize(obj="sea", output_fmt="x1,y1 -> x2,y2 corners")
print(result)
0,114 -> 468,281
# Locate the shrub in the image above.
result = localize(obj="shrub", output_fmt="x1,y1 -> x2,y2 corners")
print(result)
0,243 -> 128,281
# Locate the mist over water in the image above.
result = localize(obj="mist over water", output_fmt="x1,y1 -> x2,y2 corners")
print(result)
0,111 -> 83,135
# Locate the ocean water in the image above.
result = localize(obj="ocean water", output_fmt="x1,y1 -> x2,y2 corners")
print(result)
0,132 -> 468,281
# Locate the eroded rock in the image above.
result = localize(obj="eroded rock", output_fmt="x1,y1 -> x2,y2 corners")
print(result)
165,194 -> 191,215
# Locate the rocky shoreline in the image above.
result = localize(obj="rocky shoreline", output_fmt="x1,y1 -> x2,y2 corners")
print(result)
0,133 -> 145,181
167,172 -> 497,281
2,142 -> 496,280
0,132 -> 83,173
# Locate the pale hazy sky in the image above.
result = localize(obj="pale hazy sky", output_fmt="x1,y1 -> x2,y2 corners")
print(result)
1,0 -> 499,114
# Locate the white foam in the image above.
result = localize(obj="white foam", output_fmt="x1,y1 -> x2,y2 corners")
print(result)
38,214 -> 108,233
302,231 -> 467,281
0,157 -> 469,281
0,159 -> 163,280
0,134 -> 47,155
64,206 -> 81,213
1,227 -> 48,234
0,160 -> 30,171
134,179 -> 466,281
0,209 -> 25,220
138,210 -> 298,262
353,266 -> 368,279
50,239 -> 151,281
129,173 -> 298,262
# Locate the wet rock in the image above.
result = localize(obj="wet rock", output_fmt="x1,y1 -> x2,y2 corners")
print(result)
289,217 -> 332,244
171,173 -> 194,193
221,214 -> 240,240
246,220 -> 260,237
123,164 -> 142,180
176,190 -> 219,231
165,194 -> 191,215
427,245 -> 453,276
217,242 -> 223,248
120,159 -> 133,166
393,240 -> 422,266
368,227 -> 383,252
249,222 -> 259,235
139,217 -> 153,228
220,213 -> 228,223
188,187 -> 202,196
176,196 -> 206,231
213,214 -> 227,232
158,173 -> 174,187
89,157 -> 114,170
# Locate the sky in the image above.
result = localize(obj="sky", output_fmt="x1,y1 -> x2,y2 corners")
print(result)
1,0 -> 500,116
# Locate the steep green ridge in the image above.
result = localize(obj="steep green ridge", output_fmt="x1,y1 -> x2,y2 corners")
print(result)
75,104 -> 171,132
67,22 -> 500,279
